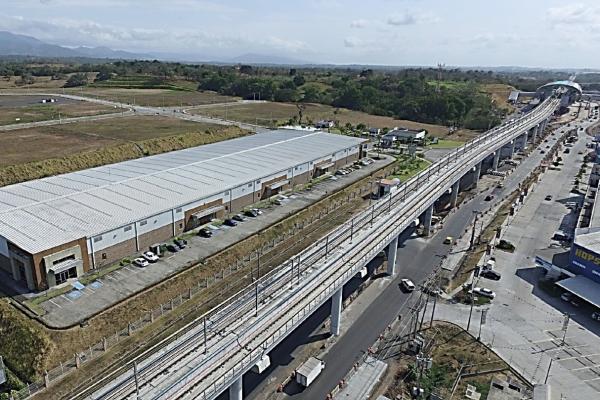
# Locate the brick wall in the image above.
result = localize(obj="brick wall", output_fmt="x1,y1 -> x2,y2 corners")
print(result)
93,237 -> 137,268
31,237 -> 90,291
138,224 -> 174,251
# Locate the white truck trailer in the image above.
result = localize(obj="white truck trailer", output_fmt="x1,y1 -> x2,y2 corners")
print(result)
295,357 -> 325,388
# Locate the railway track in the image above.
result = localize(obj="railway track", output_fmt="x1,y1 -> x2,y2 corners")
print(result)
82,98 -> 558,400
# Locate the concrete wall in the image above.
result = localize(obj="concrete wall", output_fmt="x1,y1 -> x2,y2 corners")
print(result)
31,237 -> 90,291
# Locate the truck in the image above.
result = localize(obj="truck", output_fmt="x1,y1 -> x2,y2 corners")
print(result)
295,357 -> 325,388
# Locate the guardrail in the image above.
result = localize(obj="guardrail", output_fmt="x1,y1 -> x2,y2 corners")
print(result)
87,97 -> 559,400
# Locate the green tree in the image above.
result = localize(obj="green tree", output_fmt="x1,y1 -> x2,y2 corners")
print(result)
63,73 -> 88,88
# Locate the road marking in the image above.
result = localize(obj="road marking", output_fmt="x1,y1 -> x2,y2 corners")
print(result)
62,294 -> 74,303
48,299 -> 62,308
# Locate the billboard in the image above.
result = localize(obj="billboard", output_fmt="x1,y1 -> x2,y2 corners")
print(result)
570,244 -> 600,284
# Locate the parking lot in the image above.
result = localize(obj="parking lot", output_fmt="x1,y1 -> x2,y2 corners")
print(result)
37,156 -> 394,327
440,115 -> 600,398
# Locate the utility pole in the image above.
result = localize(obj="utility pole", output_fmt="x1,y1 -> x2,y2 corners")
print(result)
561,313 -> 570,346
257,249 -> 261,280
544,357 -> 554,384
469,211 -> 479,250
466,272 -> 477,332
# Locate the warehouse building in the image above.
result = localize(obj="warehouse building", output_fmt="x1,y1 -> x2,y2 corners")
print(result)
0,129 -> 366,291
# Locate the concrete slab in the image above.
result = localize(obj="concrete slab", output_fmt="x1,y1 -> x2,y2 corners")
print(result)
333,356 -> 387,400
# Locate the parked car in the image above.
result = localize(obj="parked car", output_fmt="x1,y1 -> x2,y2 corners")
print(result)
174,239 -> 187,249
484,195 -> 494,201
400,278 -> 416,292
224,218 -> 238,227
472,287 -> 496,299
198,228 -> 213,238
166,244 -> 180,253
443,236 -> 453,245
592,311 -> 600,321
142,251 -> 159,263
232,214 -> 245,222
545,195 -> 553,201
245,209 -> 259,217
481,269 -> 501,281
133,257 -> 149,267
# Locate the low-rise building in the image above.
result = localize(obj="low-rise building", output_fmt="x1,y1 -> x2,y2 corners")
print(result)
0,129 -> 366,291
381,128 -> 427,147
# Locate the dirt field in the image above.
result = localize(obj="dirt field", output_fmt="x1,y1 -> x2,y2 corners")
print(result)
65,87 -> 239,107
0,118 -> 249,187
0,116 -> 223,167
0,96 -> 117,126
0,75 -> 70,90
376,321 -> 529,399
191,102 -> 478,140
481,83 -> 516,113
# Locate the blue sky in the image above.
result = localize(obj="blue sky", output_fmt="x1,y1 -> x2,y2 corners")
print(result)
1,0 -> 599,68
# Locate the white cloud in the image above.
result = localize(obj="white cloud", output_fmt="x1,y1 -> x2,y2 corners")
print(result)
387,11 -> 438,26
0,14 -> 308,54
546,3 -> 598,25
350,19 -> 368,29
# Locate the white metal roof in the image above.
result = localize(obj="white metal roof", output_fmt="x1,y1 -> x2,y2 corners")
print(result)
556,275 -> 600,308
0,129 -> 365,254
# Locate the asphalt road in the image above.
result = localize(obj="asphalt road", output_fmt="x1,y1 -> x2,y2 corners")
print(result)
238,123 -> 561,400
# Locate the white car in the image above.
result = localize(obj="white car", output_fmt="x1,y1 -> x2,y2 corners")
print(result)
133,257 -> 149,267
472,287 -> 496,299
400,278 -> 416,292
142,251 -> 159,263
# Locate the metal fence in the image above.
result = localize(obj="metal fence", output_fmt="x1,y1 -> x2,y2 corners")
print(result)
10,179 -> 372,400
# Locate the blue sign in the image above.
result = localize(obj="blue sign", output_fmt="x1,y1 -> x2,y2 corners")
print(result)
570,244 -> 600,284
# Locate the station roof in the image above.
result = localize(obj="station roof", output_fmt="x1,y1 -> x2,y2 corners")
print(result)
537,80 -> 583,95
0,129 -> 365,254
556,275 -> 600,308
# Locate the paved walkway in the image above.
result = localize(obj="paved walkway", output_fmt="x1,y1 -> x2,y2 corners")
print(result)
333,356 -> 387,399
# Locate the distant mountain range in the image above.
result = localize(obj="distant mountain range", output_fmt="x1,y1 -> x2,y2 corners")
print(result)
0,31 -> 151,60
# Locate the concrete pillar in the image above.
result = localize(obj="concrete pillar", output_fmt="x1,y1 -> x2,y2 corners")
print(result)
330,288 -> 343,336
472,162 -> 481,188
510,140 -> 516,158
492,151 -> 500,171
450,180 -> 460,208
521,132 -> 528,149
387,236 -> 399,276
422,204 -> 434,236
230,376 -> 243,400
533,124 -> 539,143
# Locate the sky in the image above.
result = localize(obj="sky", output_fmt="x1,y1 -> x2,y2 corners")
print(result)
1,0 -> 599,68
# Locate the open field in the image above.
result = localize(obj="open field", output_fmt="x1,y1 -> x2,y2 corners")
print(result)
0,76 -> 70,90
65,87 -> 239,107
0,96 -> 117,126
0,117 -> 249,186
191,101 -> 478,140
481,83 -> 516,112
379,321 -> 528,400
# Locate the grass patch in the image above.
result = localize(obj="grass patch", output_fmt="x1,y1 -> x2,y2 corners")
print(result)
0,123 -> 248,186
429,139 -> 465,149
0,300 -> 54,383
387,155 -> 432,182
0,102 -> 117,126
